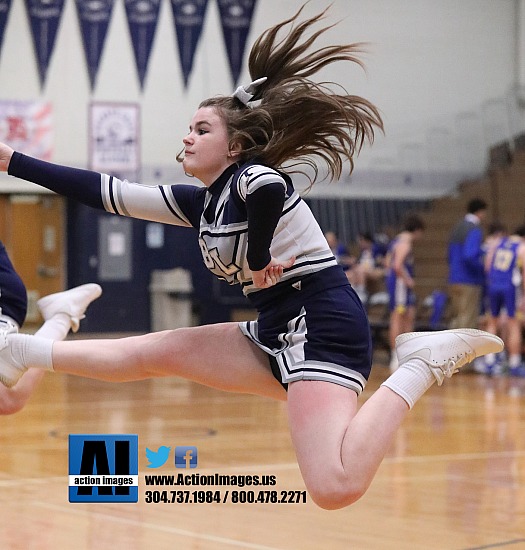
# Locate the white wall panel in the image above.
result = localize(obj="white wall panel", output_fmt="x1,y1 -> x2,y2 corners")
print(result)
0,0 -> 518,197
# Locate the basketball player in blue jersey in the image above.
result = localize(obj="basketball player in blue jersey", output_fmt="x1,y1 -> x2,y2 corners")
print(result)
0,240 -> 101,413
0,6 -> 503,509
484,226 -> 525,376
385,215 -> 425,372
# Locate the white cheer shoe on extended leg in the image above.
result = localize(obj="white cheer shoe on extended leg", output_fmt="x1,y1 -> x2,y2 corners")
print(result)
395,329 -> 504,385
0,315 -> 19,335
37,283 -> 102,332
0,330 -> 26,388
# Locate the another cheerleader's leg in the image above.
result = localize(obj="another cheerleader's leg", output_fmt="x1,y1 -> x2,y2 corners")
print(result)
0,284 -> 102,413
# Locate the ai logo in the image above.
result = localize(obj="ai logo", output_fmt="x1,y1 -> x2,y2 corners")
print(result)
68,434 -> 139,503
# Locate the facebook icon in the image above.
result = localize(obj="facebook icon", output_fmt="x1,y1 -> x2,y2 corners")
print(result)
175,446 -> 198,468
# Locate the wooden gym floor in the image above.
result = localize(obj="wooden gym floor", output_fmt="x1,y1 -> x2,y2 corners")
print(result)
0,345 -> 524,550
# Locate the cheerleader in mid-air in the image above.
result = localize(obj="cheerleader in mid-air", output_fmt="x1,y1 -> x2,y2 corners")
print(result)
0,6 -> 502,508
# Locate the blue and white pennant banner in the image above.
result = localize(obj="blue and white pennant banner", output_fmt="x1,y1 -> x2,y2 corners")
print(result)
125,0 -> 162,91
0,0 -> 11,61
170,0 -> 209,89
10,1 -> 259,92
75,0 -> 115,91
217,0 -> 257,87
25,0 -> 65,89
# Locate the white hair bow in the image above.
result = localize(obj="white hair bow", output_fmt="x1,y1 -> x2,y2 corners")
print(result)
232,77 -> 267,105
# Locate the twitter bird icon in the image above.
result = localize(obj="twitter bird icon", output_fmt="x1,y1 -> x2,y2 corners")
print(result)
146,446 -> 171,468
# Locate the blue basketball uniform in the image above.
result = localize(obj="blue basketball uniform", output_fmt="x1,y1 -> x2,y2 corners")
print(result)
7,154 -> 373,394
0,240 -> 27,327
386,236 -> 415,313
487,236 -> 522,318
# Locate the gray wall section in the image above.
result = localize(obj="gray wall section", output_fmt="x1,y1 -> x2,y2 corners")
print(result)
0,0 -> 521,187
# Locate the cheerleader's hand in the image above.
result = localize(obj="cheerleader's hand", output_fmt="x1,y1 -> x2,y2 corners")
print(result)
0,142 -> 14,172
251,256 -> 296,289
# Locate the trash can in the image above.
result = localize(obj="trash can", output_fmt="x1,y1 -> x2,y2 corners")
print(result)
149,268 -> 194,331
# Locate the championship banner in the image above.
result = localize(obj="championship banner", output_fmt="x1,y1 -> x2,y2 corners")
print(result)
89,102 -> 140,173
125,0 -> 161,91
170,0 -> 208,88
217,0 -> 257,86
0,100 -> 53,160
75,0 -> 115,91
0,0 -> 12,60
24,0 -> 65,89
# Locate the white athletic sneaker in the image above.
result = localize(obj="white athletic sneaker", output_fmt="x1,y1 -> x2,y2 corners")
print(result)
37,283 -> 102,332
395,329 -> 504,385
0,316 -> 19,335
0,330 -> 25,388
